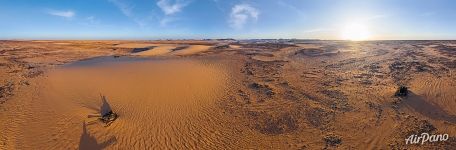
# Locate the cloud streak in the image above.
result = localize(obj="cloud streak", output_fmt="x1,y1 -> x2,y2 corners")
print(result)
47,10 -> 75,18
108,0 -> 134,17
229,4 -> 259,29
160,17 -> 178,27
108,0 -> 153,27
277,0 -> 304,16
86,16 -> 100,25
157,0 -> 189,15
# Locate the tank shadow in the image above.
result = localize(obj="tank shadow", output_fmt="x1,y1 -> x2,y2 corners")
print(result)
79,122 -> 117,150
404,91 -> 456,123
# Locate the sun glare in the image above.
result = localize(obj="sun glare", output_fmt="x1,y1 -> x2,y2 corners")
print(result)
341,23 -> 370,41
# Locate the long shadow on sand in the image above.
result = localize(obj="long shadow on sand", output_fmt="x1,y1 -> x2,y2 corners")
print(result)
403,92 -> 456,124
79,122 -> 117,150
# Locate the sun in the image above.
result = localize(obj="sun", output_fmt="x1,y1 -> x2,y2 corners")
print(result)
340,23 -> 370,41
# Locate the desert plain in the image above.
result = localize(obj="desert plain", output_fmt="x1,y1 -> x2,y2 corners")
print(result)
0,40 -> 455,149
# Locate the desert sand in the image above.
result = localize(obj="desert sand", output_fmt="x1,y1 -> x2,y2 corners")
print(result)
0,40 -> 455,149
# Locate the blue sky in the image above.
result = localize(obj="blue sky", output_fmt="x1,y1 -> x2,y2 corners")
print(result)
0,0 -> 455,40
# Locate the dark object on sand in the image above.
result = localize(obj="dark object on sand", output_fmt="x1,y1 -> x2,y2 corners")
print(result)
324,134 -> 342,147
99,95 -> 118,126
213,44 -> 230,49
100,112 -> 117,125
131,46 -> 156,53
395,86 -> 408,97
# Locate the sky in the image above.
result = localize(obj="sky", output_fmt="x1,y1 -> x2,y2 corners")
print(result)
0,0 -> 455,40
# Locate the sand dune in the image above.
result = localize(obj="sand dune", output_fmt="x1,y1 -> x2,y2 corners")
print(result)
0,58 -> 243,149
170,45 -> 212,56
113,43 -> 157,49
131,44 -> 179,56
132,44 -> 212,56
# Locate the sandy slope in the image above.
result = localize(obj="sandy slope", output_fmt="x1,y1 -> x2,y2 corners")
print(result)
0,58 -> 244,149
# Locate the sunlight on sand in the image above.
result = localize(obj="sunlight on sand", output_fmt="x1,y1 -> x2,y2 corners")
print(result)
171,45 -> 212,56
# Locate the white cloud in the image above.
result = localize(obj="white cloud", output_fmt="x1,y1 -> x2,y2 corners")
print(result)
157,0 -> 188,15
47,10 -> 75,18
229,4 -> 259,29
